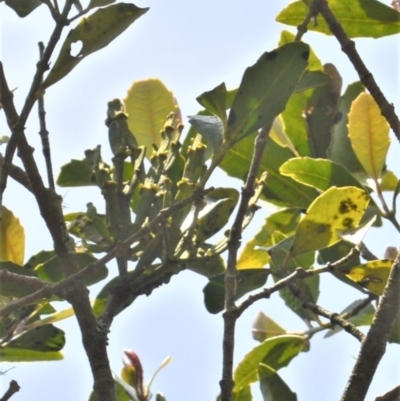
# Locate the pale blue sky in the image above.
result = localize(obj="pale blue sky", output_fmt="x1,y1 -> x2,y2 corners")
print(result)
1,1 -> 399,401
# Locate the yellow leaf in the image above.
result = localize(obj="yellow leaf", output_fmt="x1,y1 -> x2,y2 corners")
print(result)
289,187 -> 369,258
0,206 -> 25,265
380,170 -> 398,191
346,259 -> 393,295
124,79 -> 180,155
348,93 -> 390,181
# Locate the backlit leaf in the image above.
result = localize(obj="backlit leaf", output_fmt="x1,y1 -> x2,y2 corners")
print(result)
124,78 -> 180,154
348,93 -> 390,181
57,159 -> 95,187
0,348 -> 63,362
289,187 -> 369,259
276,0 -> 400,38
0,206 -> 25,265
345,259 -> 393,295
237,208 -> 300,269
226,42 -> 309,143
233,335 -> 304,391
4,0 -> 42,17
280,157 -> 363,191
43,3 -> 148,88
252,312 -> 287,342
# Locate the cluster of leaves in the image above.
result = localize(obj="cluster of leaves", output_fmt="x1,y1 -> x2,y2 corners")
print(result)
0,0 -> 399,400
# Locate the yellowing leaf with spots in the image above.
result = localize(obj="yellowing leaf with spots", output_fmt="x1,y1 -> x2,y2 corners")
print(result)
124,79 -> 180,154
0,206 -> 25,265
346,259 -> 393,295
348,93 -> 390,181
289,187 -> 369,258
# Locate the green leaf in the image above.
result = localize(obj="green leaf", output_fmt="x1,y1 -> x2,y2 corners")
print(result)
327,82 -> 366,173
188,115 -> 224,151
43,3 -> 149,89
226,42 -> 309,143
186,251 -> 225,278
124,78 -> 179,154
233,335 -> 305,391
4,0 -> 42,17
220,136 -> 319,208
195,188 -> 239,243
289,186 -> 369,259
280,157 -> 364,191
293,70 -> 330,93
232,386 -> 252,401
0,348 -> 63,362
258,364 -> 297,401
252,312 -> 287,342
203,269 -> 270,314
35,251 -> 108,285
6,324 -> 65,352
238,208 -> 301,269
305,63 -> 342,158
276,0 -> 400,38
348,93 -> 391,181
57,159 -> 96,187
196,82 -> 228,123
0,261 -> 38,297
88,0 -> 116,8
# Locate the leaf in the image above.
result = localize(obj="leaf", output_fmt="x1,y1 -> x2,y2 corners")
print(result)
220,136 -> 319,208
280,157 -> 363,191
345,259 -> 393,295
203,269 -> 270,314
237,208 -> 301,269
226,42 -> 309,143
195,188 -> 239,243
232,386 -> 252,401
196,82 -> 228,123
188,115 -> 224,151
124,78 -> 180,153
88,0 -> 116,8
43,3 -> 149,89
0,261 -> 38,297
0,348 -> 63,362
348,93 -> 390,181
35,251 -> 108,285
305,63 -> 342,158
380,170 -> 399,191
233,335 -> 305,391
258,364 -> 297,401
6,324 -> 65,352
327,82 -> 366,173
324,299 -> 375,338
289,186 -> 369,259
276,0 -> 400,39
293,70 -> 330,93
57,159 -> 96,187
252,312 -> 287,342
4,0 -> 42,17
0,206 -> 25,265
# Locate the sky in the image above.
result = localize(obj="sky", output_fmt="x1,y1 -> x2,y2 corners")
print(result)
0,1 -> 399,401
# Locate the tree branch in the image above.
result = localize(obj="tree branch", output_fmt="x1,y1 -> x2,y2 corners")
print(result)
340,252 -> 400,401
315,0 -> 400,142
0,380 -> 20,401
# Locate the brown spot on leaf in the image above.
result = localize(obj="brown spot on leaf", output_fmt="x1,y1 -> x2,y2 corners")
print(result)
301,50 -> 310,60
342,217 -> 354,228
339,199 -> 357,214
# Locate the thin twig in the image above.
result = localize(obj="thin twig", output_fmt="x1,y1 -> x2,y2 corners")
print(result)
37,42 -> 55,189
295,0 -> 318,41
315,0 -> 400,142
220,122 -> 271,401
340,253 -> 400,401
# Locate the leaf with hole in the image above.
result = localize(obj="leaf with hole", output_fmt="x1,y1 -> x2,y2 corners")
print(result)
43,3 -> 149,89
